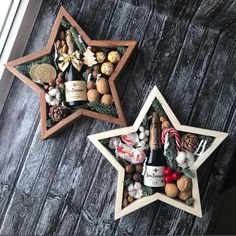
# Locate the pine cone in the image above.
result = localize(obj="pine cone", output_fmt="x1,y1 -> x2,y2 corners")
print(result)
49,105 -> 68,122
181,134 -> 199,152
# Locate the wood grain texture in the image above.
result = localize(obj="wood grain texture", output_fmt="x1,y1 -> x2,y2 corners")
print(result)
0,0 -> 236,235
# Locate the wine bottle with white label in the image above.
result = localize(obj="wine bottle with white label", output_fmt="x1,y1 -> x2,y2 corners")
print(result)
64,63 -> 87,107
144,112 -> 166,191
64,30 -> 87,107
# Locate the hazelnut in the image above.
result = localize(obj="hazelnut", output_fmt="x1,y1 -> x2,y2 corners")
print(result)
133,173 -> 142,182
85,68 -> 93,75
93,64 -> 101,73
122,198 -> 128,208
135,164 -> 143,174
125,164 -> 134,174
92,70 -> 98,79
178,190 -> 192,201
56,77 -> 63,85
91,47 -> 98,53
87,80 -> 96,90
127,196 -> 134,203
59,31 -> 65,40
48,79 -> 56,87
58,72 -> 64,79
123,189 -> 128,199
160,116 -> 167,122
162,121 -> 170,129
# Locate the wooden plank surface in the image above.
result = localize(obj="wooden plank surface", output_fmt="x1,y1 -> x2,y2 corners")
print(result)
0,0 -> 236,235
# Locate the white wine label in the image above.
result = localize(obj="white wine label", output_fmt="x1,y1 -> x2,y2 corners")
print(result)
65,81 -> 87,102
144,165 -> 165,187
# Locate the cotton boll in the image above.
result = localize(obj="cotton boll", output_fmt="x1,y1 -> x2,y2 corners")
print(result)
134,182 -> 142,190
139,126 -> 145,132
175,151 -> 186,165
48,88 -> 58,96
178,162 -> 188,170
134,189 -> 143,199
186,152 -> 195,167
145,130 -> 150,136
128,189 -> 137,197
50,99 -> 59,106
139,132 -> 146,140
127,183 -> 135,192
45,94 -> 52,104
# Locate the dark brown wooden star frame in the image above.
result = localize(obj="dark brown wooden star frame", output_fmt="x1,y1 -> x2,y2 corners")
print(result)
5,6 -> 137,140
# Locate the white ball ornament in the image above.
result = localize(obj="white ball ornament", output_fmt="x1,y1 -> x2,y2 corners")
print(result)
139,126 -> 145,132
143,137 -> 148,143
145,130 -> 150,136
186,151 -> 195,167
175,151 -> 186,165
139,132 -> 146,140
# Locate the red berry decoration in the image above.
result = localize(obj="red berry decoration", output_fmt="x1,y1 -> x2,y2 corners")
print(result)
164,166 -> 172,176
165,175 -> 173,183
172,172 -> 181,180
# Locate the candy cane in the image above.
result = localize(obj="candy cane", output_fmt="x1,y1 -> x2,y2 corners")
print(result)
161,128 -> 181,152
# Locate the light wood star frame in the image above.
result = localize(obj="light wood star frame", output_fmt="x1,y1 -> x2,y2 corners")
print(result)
88,86 -> 228,219
5,6 -> 137,139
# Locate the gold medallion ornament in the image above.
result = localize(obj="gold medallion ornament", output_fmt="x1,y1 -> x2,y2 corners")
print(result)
35,63 -> 57,83
29,64 -> 40,82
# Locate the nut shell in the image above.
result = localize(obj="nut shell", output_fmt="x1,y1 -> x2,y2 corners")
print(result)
101,94 -> 113,105
87,80 -> 96,90
178,190 -> 192,201
177,176 -> 192,192
135,164 -> 143,174
133,173 -> 142,182
87,89 -> 100,102
165,183 -> 179,198
96,78 -> 110,94
125,164 -> 134,174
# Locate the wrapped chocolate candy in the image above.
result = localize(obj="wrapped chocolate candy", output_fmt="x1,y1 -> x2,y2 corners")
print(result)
121,133 -> 139,147
116,143 -> 146,164
108,51 -> 121,63
101,62 -> 114,76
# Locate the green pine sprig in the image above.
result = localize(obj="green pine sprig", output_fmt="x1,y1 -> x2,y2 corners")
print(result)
60,18 -> 71,29
87,102 -> 117,117
182,168 -> 195,179
70,27 -> 87,53
142,186 -> 153,196
152,99 -> 166,117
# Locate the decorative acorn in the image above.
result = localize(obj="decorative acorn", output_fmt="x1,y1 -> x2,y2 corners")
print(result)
181,134 -> 199,152
49,105 -> 68,122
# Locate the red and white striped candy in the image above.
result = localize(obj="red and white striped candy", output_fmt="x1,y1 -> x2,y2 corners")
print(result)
161,127 -> 181,151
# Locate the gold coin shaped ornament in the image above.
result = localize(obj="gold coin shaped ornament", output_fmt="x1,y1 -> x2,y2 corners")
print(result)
36,63 -> 57,83
29,64 -> 40,82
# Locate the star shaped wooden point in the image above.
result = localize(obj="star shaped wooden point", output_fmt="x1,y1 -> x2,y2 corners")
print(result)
5,6 -> 137,139
88,86 -> 228,219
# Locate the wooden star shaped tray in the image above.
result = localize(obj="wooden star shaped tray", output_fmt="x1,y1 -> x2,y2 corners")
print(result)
5,6 -> 137,139
89,86 -> 228,219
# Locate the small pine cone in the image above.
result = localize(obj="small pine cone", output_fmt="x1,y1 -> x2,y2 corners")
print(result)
181,134 -> 199,152
49,105 -> 68,122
